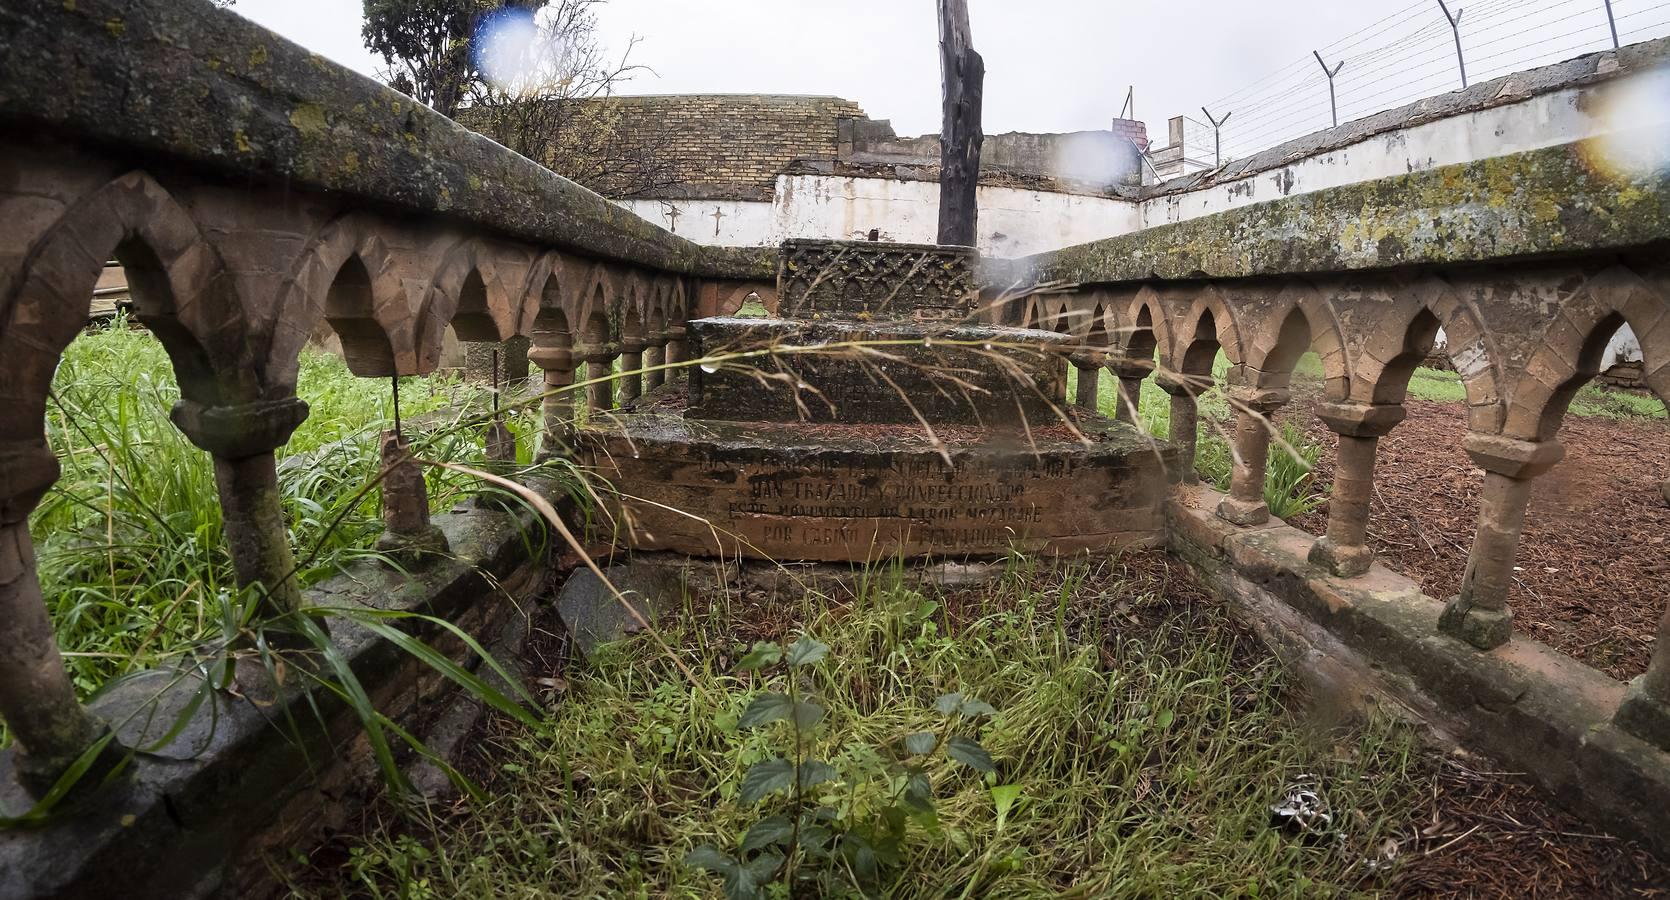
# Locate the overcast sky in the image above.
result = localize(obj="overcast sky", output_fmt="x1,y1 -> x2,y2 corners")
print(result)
231,0 -> 1665,156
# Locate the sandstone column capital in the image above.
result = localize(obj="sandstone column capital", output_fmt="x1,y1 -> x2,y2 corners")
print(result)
1226,386 -> 1291,414
1462,432 -> 1565,479
1108,357 -> 1155,379
169,397 -> 310,461
528,345 -> 576,372
1156,372 -> 1211,397
1314,401 -> 1407,438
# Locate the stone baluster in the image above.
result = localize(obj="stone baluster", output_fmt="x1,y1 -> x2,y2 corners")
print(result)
1617,607 -> 1670,750
1110,359 -> 1153,424
1070,350 -> 1103,413
374,430 -> 449,565
664,325 -> 689,381
528,343 -> 578,457
1157,373 -> 1207,485
618,334 -> 646,405
573,341 -> 616,413
1438,434 -> 1564,650
1307,401 -> 1407,577
1216,387 -> 1290,526
0,440 -> 110,797
170,398 -> 312,619
643,330 -> 668,390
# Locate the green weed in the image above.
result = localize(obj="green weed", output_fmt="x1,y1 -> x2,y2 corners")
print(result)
318,559 -> 1429,898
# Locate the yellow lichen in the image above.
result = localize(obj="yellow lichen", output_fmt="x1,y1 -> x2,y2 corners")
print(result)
234,130 -> 253,154
104,16 -> 124,36
248,45 -> 269,67
289,103 -> 328,136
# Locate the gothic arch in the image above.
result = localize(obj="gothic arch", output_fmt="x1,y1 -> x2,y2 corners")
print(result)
1236,281 -> 1351,400
1349,275 -> 1504,430
1504,263 -> 1670,440
1,171 -> 252,445
269,212 -> 416,383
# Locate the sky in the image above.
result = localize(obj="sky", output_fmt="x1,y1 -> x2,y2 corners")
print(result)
232,0 -> 1667,158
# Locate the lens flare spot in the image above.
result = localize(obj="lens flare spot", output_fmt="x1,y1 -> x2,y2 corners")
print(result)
1582,67 -> 1670,180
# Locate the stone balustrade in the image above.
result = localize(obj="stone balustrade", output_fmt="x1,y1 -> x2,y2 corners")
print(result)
0,0 -> 776,799
999,138 -> 1670,763
2,0 -> 1670,883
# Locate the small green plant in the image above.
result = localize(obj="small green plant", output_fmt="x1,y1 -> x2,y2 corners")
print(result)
1265,422 -> 1324,520
687,634 -> 1000,899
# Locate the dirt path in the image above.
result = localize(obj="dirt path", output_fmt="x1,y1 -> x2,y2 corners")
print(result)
1288,399 -> 1670,679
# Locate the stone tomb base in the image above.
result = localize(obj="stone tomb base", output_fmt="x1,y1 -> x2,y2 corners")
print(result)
576,395 -> 1177,562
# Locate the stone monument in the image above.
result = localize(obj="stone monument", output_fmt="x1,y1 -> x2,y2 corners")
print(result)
576,238 -> 1175,562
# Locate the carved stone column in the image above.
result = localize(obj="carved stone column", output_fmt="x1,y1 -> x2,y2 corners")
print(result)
1438,433 -> 1564,650
643,330 -> 668,390
1110,359 -> 1153,424
170,398 -> 311,618
0,441 -> 109,797
1216,387 -> 1289,526
1617,606 -> 1670,750
1070,350 -> 1103,413
1308,401 -> 1407,577
618,335 -> 646,404
374,430 -> 449,565
1157,373 -> 1207,485
573,341 -> 616,414
527,343 -> 577,457
664,325 -> 688,381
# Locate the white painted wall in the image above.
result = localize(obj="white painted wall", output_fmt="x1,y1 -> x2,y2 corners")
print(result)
613,67 -> 1660,365
620,176 -> 1139,257
1136,83 -> 1615,230
617,198 -> 776,246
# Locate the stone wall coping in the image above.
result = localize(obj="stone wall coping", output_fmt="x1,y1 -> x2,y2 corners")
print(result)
1005,140 -> 1670,287
0,0 -> 773,280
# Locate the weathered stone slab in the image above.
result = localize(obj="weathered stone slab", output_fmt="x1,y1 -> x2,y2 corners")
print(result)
687,317 -> 1071,425
776,239 -> 978,321
556,564 -> 680,658
577,410 -> 1174,562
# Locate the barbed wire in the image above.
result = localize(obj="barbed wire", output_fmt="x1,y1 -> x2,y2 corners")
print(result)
1176,0 -> 1670,166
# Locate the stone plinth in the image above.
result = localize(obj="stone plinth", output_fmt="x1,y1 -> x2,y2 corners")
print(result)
578,396 -> 1175,562
687,317 -> 1071,425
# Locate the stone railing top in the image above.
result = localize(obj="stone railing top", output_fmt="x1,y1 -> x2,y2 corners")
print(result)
1005,139 -> 1670,289
0,0 -> 774,281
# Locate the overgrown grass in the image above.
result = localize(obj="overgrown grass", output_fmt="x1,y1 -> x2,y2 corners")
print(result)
311,557 -> 1429,897
32,319 -> 535,698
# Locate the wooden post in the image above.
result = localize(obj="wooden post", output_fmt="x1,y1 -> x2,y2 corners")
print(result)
937,0 -> 984,247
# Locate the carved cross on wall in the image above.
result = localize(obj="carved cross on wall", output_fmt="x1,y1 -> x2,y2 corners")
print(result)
711,207 -> 727,237
663,203 -> 681,232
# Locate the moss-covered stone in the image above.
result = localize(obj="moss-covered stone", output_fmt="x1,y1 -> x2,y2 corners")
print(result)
1021,142 -> 1670,286
0,0 -> 773,280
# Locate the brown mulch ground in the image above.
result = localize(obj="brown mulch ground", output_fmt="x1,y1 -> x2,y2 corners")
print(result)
1287,398 -> 1670,680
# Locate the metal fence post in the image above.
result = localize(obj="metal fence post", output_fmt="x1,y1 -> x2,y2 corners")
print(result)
1438,1 -> 1468,88
1313,50 -> 1346,128
1201,107 -> 1232,167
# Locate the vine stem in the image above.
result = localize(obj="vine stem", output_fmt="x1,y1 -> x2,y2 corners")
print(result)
783,667 -> 805,889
